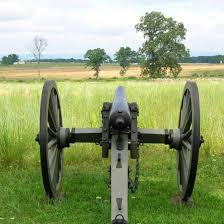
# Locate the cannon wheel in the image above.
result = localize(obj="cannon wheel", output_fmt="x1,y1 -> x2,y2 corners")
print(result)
39,80 -> 63,198
177,81 -> 200,200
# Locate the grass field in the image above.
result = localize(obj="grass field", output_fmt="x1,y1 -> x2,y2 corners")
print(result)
0,79 -> 224,223
0,153 -> 223,223
1,63 -> 224,80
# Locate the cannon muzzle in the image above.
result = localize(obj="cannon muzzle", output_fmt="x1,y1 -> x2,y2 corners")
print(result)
109,86 -> 131,130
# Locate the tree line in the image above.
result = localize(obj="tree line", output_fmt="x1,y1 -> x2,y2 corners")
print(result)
2,53 -> 223,66
1,54 -> 19,65
24,54 -> 224,64
179,55 -> 224,64
1,11 -> 222,78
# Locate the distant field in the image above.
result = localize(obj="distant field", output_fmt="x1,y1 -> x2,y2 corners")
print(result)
0,63 -> 224,80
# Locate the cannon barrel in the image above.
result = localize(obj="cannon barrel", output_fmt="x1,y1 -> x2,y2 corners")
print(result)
109,86 -> 131,130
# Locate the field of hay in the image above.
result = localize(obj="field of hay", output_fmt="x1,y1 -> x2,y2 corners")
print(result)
0,63 -> 224,80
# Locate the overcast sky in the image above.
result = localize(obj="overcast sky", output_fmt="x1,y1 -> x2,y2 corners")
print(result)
0,0 -> 223,58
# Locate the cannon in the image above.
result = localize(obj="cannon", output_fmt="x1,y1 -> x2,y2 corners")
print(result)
36,80 -> 204,223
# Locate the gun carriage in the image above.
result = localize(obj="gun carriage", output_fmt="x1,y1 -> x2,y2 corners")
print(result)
36,80 -> 203,224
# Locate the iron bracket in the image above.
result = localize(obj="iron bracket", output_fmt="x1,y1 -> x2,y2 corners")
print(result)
129,102 -> 139,159
101,102 -> 112,158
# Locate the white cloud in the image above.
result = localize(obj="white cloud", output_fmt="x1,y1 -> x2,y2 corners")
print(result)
0,0 -> 223,57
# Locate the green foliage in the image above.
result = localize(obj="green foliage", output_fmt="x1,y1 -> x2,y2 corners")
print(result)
135,11 -> 189,78
1,54 -> 19,65
180,55 -> 224,64
84,48 -> 109,79
114,47 -> 138,76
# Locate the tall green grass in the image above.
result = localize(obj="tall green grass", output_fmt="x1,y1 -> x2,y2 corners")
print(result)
0,79 -> 224,167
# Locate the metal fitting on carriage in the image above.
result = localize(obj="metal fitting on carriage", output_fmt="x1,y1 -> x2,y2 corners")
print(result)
129,102 -> 139,159
112,214 -> 128,224
101,102 -> 112,158
169,129 -> 181,150
57,127 -> 71,148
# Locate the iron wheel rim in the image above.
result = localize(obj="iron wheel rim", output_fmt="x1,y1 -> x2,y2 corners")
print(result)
39,80 -> 63,198
177,81 -> 200,200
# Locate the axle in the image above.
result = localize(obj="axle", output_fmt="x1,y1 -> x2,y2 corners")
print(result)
138,128 -> 182,149
56,127 -> 182,151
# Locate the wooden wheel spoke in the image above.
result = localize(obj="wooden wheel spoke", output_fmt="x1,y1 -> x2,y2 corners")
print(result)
50,149 -> 60,185
52,152 -> 60,185
185,91 -> 191,108
183,93 -> 187,108
180,94 -> 187,126
50,91 -> 59,127
182,140 -> 192,150
179,152 -> 190,189
48,138 -> 57,149
49,147 -> 58,179
181,151 -> 190,171
181,93 -> 191,126
48,127 -> 57,138
48,106 -> 57,131
183,129 -> 192,140
48,146 -> 57,164
183,108 -> 192,133
179,157 -> 186,187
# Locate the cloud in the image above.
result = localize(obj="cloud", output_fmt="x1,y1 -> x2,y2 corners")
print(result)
0,1 -> 33,22
0,0 -> 223,57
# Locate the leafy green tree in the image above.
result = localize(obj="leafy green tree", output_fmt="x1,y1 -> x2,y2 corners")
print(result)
1,54 -> 19,65
114,47 -> 138,76
84,48 -> 109,79
135,11 -> 189,78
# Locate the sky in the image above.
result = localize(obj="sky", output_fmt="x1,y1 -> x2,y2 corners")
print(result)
0,0 -> 224,59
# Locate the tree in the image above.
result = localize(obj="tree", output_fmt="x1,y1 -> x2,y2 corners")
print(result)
114,47 -> 138,76
135,11 -> 189,78
32,35 -> 47,78
84,48 -> 109,79
1,54 -> 19,65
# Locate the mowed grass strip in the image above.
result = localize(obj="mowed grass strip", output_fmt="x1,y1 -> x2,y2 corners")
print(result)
0,151 -> 223,223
